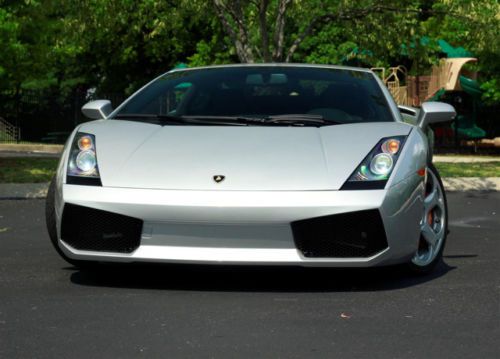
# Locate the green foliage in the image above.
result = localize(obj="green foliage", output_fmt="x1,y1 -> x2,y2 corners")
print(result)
0,0 -> 55,92
291,0 -> 425,66
481,79 -> 500,105
187,37 -> 235,67
53,0 -> 212,95
0,0 -> 498,104
1,0 -> 214,97
425,0 -> 500,103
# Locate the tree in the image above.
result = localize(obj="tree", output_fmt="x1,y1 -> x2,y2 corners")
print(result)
210,0 -> 434,63
425,0 -> 500,105
207,0 -> 499,104
53,0 -> 211,95
0,0 -> 498,105
0,0 -> 58,93
211,0 -> 293,62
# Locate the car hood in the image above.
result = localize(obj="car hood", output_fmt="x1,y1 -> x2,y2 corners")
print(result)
77,120 -> 412,191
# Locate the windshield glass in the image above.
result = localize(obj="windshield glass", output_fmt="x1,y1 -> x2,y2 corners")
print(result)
114,66 -> 394,124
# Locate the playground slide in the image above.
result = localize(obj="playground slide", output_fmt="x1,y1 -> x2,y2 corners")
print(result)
454,75 -> 486,140
427,88 -> 446,101
459,75 -> 482,98
427,77 -> 482,102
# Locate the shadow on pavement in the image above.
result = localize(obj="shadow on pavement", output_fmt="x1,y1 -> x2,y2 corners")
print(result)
69,260 -> 455,293
443,254 -> 477,259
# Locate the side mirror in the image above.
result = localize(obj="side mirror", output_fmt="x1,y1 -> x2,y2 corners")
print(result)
417,101 -> 456,129
81,100 -> 113,120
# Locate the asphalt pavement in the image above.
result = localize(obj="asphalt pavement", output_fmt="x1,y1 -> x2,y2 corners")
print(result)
0,192 -> 499,358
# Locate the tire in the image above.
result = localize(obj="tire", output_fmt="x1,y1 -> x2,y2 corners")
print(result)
407,163 -> 448,275
45,176 -> 97,268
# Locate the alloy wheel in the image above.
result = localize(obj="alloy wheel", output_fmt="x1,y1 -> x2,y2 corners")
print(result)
411,168 -> 447,267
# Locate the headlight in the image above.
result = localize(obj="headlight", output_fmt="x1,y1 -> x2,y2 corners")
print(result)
342,136 -> 406,190
76,150 -> 97,173
67,133 -> 101,186
370,153 -> 393,176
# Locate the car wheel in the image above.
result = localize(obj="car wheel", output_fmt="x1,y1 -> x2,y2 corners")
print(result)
407,163 -> 448,274
45,176 -> 98,269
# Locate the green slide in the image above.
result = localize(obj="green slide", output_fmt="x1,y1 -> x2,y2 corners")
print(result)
459,75 -> 482,98
452,75 -> 486,140
427,88 -> 446,101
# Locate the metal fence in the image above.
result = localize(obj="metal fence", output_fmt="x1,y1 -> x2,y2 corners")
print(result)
0,88 -> 498,152
0,90 -> 124,144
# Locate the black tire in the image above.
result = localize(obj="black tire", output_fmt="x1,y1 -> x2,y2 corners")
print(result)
45,176 -> 97,268
407,163 -> 448,275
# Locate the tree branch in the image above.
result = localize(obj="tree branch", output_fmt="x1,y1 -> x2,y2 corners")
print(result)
212,0 -> 255,63
285,4 -> 425,62
212,2 -> 239,46
272,0 -> 292,61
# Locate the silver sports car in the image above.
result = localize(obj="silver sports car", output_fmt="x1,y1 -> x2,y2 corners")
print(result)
46,64 -> 456,274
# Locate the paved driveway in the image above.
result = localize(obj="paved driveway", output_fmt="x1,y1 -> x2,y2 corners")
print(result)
0,192 -> 498,358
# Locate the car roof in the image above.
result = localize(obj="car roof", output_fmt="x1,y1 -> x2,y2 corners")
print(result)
168,63 -> 373,74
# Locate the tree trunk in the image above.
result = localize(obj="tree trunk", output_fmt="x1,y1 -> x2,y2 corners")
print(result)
258,0 -> 271,62
272,0 -> 291,62
212,0 -> 255,63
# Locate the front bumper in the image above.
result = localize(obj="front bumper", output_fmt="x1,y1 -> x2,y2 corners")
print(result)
55,175 -> 424,267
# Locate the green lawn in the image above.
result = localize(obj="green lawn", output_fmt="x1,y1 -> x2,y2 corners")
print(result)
0,157 -> 58,183
0,157 -> 499,183
434,162 -> 500,178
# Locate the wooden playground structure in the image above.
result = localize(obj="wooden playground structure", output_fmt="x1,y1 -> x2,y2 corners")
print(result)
372,57 -> 480,107
373,58 -> 500,149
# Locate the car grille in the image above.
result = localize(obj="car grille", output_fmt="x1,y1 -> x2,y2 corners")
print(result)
61,204 -> 143,253
291,210 -> 388,258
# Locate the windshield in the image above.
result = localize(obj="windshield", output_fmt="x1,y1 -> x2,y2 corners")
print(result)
114,66 -> 394,125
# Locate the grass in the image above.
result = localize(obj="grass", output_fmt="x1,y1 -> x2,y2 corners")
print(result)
435,154 -> 500,160
0,157 -> 58,183
434,162 -> 500,178
0,157 -> 499,183
0,140 -> 62,145
0,132 -> 13,142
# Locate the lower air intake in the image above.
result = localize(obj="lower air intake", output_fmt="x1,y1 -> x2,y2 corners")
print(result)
61,203 -> 143,253
291,209 -> 388,258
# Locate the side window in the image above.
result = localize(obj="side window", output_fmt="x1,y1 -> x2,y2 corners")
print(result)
184,89 -> 210,115
164,82 -> 192,114
135,82 -> 192,115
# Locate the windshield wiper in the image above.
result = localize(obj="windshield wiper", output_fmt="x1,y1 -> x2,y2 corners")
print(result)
236,114 -> 336,127
113,113 -> 336,127
112,114 -> 246,126
265,114 -> 334,126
